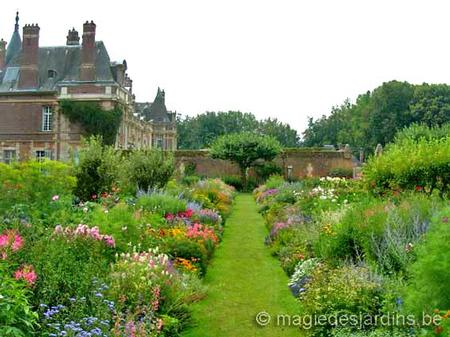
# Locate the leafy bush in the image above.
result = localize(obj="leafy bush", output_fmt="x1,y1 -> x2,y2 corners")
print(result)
329,167 -> 353,178
0,160 -> 75,215
221,175 -> 243,191
316,194 -> 439,274
182,175 -> 200,186
136,193 -> 187,216
0,261 -> 38,337
364,124 -> 450,196
125,149 -> 174,193
73,137 -> 120,201
265,174 -> 285,189
301,264 -> 383,336
404,207 -> 450,317
253,161 -> 283,182
27,227 -> 114,306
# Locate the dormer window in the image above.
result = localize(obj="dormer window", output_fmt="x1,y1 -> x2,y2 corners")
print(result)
48,69 -> 57,79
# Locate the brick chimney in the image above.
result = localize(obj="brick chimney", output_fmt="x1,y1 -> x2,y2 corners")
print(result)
66,28 -> 80,45
0,39 -> 6,72
80,21 -> 96,81
18,24 -> 40,89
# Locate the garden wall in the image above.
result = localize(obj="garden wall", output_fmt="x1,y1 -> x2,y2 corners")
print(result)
174,148 -> 355,178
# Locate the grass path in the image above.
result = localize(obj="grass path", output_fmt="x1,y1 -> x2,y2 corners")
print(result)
182,194 -> 303,337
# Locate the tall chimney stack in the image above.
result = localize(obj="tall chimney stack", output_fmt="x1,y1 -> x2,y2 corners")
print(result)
0,39 -> 7,72
66,28 -> 80,46
80,21 -> 96,81
18,24 -> 40,89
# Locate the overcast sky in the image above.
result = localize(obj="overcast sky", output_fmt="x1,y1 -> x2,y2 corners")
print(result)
2,0 -> 449,134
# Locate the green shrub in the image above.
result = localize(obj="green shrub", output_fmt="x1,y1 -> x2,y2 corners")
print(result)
265,174 -> 285,189
404,206 -> 450,317
163,237 -> 209,276
253,161 -> 283,182
222,175 -> 243,191
88,202 -> 143,252
0,160 -> 75,216
125,149 -> 174,193
27,231 -> 113,306
74,137 -> 120,201
301,264 -> 383,336
364,124 -> 450,196
136,193 -> 187,216
329,167 -> 354,178
0,261 -> 38,336
316,194 -> 440,274
182,175 -> 200,186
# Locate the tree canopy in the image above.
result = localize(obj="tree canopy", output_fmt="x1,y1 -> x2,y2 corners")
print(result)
302,81 -> 450,153
177,111 -> 299,149
210,132 -> 282,188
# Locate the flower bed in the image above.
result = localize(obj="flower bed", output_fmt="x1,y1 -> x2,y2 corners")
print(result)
0,162 -> 235,337
255,173 -> 448,337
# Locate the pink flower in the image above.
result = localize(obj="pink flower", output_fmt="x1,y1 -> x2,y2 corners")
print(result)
103,235 -> 115,247
54,225 -> 63,234
0,234 -> 8,248
0,230 -> 24,253
52,195 -> 60,201
15,265 -> 37,286
11,234 -> 23,251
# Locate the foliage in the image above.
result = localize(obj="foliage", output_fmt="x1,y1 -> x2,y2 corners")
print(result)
363,124 -> 450,196
125,149 -> 174,193
253,161 -> 283,183
404,207 -> 450,318
177,110 -> 299,149
221,175 -> 244,191
301,264 -> 383,336
329,167 -> 353,178
136,193 -> 187,216
73,137 -> 121,201
26,228 -> 114,306
302,81 -> 450,154
0,160 -> 75,216
60,100 -> 123,146
0,261 -> 38,337
210,132 -> 281,188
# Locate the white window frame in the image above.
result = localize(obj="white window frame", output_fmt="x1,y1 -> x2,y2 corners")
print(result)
42,106 -> 53,131
35,150 -> 52,161
3,150 -> 16,164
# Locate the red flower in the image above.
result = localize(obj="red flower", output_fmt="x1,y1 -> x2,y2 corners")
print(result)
415,185 -> 423,192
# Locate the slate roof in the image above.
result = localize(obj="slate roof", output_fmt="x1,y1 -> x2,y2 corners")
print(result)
135,88 -> 174,123
0,41 -> 115,92
5,12 -> 21,65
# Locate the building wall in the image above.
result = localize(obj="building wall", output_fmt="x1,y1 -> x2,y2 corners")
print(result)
0,92 -> 176,162
174,149 -> 355,179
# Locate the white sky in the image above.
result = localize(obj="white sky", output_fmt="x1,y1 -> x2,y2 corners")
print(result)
2,0 -> 450,134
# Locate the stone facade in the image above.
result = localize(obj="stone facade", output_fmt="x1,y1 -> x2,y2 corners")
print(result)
0,13 -> 176,163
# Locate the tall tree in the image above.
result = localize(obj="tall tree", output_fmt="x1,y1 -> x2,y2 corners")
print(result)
177,111 -> 299,149
210,132 -> 281,189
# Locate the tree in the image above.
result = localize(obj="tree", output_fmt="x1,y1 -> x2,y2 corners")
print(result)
301,80 -> 450,156
125,150 -> 174,193
177,111 -> 299,149
210,132 -> 282,189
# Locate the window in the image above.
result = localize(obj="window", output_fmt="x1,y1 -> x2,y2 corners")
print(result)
42,106 -> 53,131
3,150 -> 16,164
152,136 -> 163,149
35,150 -> 53,161
48,69 -> 57,79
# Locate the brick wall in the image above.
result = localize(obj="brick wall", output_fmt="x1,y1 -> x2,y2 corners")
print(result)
175,149 -> 355,179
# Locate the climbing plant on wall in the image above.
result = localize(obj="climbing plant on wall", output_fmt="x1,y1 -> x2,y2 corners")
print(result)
59,100 -> 123,145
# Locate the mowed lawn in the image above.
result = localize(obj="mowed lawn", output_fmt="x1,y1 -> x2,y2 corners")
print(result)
182,194 -> 304,337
